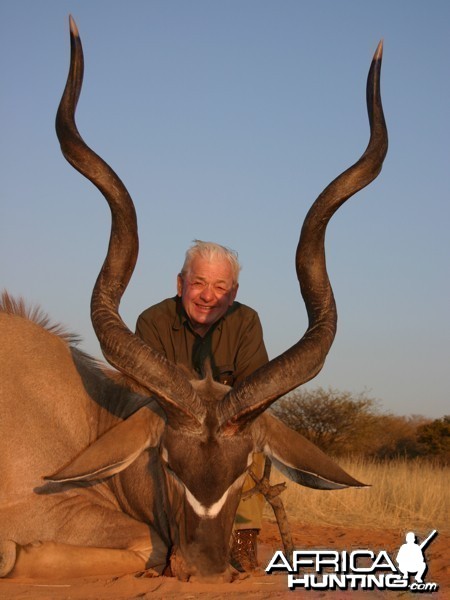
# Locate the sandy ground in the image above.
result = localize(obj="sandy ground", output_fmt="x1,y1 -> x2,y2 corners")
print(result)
0,521 -> 448,599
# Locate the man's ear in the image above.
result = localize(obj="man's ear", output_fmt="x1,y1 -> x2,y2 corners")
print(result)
177,273 -> 183,297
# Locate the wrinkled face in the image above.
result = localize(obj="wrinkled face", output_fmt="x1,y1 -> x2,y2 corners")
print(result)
177,256 -> 238,336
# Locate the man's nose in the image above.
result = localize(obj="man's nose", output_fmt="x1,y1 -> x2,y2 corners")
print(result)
200,284 -> 215,301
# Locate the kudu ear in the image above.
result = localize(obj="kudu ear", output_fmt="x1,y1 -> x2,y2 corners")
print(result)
44,407 -> 164,483
254,412 -> 366,490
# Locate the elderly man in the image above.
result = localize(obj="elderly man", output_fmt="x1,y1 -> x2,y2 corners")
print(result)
136,240 -> 268,571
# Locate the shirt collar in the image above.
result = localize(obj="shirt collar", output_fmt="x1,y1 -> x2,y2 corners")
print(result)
172,296 -> 186,331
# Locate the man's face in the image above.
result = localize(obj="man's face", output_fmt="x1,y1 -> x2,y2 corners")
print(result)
177,255 -> 238,335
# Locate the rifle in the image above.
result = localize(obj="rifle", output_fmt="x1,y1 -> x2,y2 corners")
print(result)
419,530 -> 438,551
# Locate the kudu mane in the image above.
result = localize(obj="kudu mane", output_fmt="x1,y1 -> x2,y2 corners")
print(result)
0,291 -> 81,347
0,290 -> 147,397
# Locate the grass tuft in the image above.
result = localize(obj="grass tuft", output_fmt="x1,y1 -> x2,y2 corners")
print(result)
264,457 -> 449,532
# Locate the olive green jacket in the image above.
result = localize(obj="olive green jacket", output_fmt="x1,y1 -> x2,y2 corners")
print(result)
135,296 -> 268,386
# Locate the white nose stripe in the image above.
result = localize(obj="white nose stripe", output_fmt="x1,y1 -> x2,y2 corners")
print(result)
184,485 -> 230,519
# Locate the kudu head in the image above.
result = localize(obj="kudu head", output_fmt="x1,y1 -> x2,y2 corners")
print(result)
54,16 -> 387,581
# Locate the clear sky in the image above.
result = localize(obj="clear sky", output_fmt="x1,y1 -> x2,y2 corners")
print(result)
1,1 -> 449,418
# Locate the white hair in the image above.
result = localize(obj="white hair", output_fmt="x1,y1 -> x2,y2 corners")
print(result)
180,240 -> 241,284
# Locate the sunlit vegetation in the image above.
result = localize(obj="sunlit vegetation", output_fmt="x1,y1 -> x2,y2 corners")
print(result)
265,388 -> 449,533
271,388 -> 449,464
266,457 -> 449,533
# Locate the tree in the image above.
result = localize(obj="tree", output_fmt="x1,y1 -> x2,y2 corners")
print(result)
271,388 -> 445,460
416,416 -> 450,464
271,387 -> 379,455
369,414 -> 428,460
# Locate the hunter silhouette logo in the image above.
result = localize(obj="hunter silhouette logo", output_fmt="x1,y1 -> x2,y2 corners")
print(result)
396,530 -> 437,584
266,529 -> 439,592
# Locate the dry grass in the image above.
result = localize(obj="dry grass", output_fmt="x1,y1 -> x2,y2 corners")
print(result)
264,457 -> 449,533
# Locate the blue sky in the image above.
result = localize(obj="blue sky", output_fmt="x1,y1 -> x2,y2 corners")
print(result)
1,1 -> 449,418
